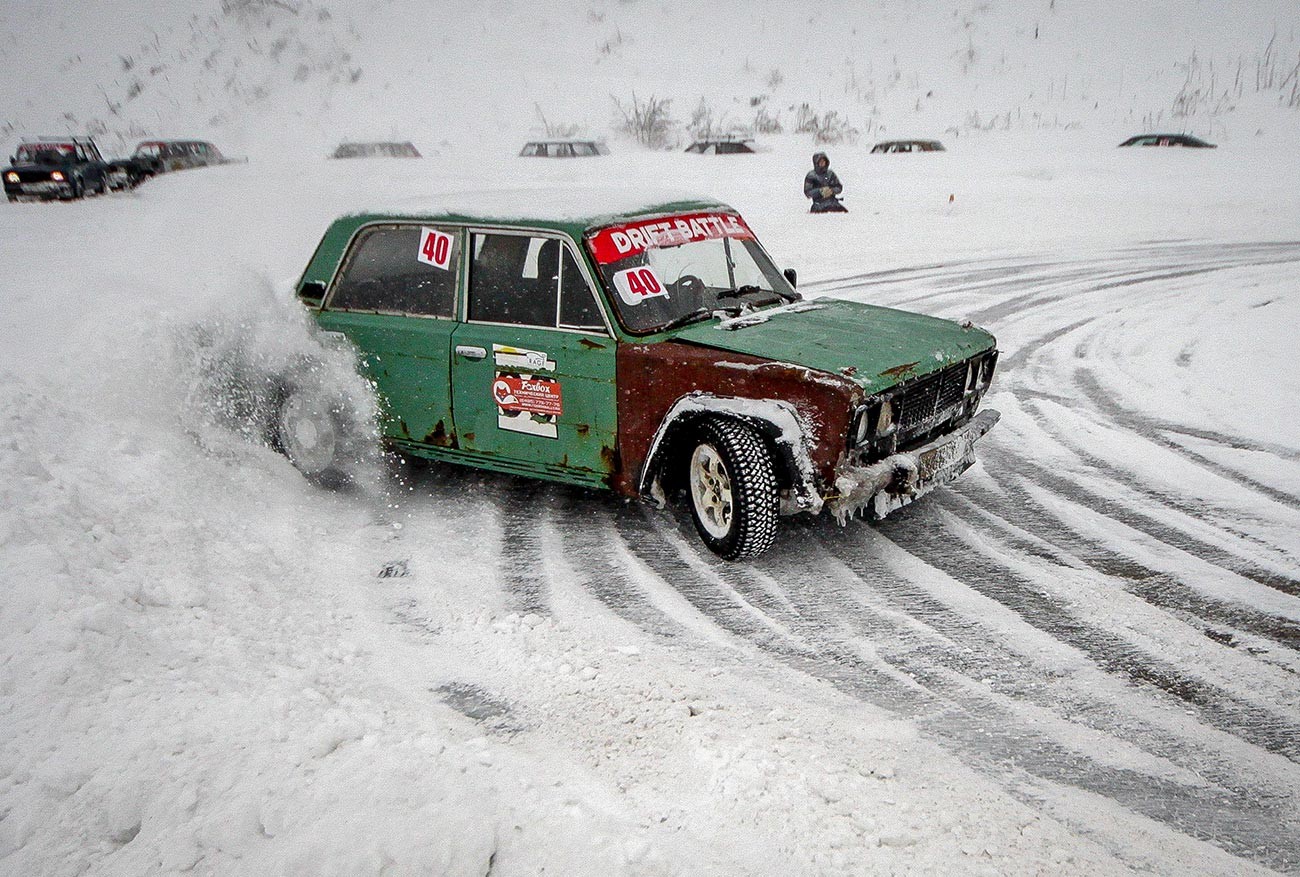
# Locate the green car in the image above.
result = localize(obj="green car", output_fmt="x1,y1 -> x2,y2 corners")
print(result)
283,191 -> 999,559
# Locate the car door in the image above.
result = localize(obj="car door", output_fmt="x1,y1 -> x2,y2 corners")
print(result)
450,229 -> 617,486
314,223 -> 462,449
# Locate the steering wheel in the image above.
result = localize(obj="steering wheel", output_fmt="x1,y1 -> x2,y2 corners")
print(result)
669,274 -> 707,308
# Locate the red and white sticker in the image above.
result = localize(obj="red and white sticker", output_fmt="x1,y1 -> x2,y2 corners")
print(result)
612,266 -> 669,307
417,227 -> 454,269
587,212 -> 754,264
492,375 -> 563,417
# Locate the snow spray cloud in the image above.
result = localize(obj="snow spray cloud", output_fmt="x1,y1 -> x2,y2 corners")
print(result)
165,270 -> 387,492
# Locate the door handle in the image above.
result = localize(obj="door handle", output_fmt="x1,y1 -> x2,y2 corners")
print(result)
455,345 -> 488,360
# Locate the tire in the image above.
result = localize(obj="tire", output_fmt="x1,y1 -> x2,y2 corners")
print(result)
685,418 -> 779,560
273,382 -> 361,489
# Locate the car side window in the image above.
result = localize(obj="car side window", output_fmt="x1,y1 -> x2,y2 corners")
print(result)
469,233 -> 559,327
469,233 -> 602,331
328,224 -> 459,318
557,246 -> 604,331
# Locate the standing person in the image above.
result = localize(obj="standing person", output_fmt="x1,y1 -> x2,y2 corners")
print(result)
804,151 -> 846,213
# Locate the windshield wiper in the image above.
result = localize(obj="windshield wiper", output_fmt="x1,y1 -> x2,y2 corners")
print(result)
717,284 -> 799,305
658,305 -> 741,333
716,284 -> 763,300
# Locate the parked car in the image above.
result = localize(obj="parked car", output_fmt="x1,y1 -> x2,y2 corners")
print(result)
4,137 -> 112,201
684,139 -> 757,154
870,140 -> 946,153
1118,134 -> 1216,148
131,139 -> 233,174
331,141 -> 422,159
275,192 -> 999,559
519,140 -> 609,158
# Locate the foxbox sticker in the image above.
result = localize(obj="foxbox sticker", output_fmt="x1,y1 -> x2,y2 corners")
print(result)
417,227 -> 453,270
493,373 -> 562,438
612,266 -> 669,307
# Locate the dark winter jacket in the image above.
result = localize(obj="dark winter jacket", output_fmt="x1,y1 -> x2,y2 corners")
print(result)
803,152 -> 844,212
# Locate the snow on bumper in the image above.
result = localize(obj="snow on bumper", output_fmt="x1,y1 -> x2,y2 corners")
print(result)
827,409 -> 1000,524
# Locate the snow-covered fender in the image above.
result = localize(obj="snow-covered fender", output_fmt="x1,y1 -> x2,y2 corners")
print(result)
637,393 -> 824,515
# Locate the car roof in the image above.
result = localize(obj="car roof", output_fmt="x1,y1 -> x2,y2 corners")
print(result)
334,187 -> 729,234
301,188 -> 735,288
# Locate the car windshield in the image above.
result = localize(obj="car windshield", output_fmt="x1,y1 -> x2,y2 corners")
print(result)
17,144 -> 74,163
587,212 -> 796,333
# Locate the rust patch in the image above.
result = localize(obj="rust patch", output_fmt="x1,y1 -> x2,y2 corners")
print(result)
880,361 -> 921,379
576,423 -> 590,437
464,432 -> 475,443
422,419 -> 456,448
578,338 -> 606,350
398,418 -> 412,439
613,341 -> 858,498
600,444 -> 618,473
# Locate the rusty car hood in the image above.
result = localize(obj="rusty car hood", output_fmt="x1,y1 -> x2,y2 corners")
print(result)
668,297 -> 995,392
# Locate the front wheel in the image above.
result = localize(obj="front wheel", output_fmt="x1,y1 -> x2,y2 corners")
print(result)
685,418 -> 779,560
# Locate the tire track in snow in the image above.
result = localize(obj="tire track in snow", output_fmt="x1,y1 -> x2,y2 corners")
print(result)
607,506 -> 1300,873
496,478 -> 552,617
948,477 -> 1300,655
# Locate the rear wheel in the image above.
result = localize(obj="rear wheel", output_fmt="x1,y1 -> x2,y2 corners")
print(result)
685,418 -> 779,560
273,383 -> 360,489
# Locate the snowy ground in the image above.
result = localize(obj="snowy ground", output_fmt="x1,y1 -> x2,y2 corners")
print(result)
2,136 -> 1299,875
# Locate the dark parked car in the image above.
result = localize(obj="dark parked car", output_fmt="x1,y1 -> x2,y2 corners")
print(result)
4,137 -> 111,202
519,140 -> 609,158
331,141 -> 422,159
685,139 -> 757,155
1118,134 -> 1216,148
870,140 -> 946,154
272,192 -> 999,560
132,140 -> 233,174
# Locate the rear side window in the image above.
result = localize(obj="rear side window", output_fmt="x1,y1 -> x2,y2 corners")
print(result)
328,224 -> 460,318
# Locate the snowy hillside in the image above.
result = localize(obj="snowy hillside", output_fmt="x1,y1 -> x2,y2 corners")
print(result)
3,2 -> 1300,877
3,0 -> 1299,157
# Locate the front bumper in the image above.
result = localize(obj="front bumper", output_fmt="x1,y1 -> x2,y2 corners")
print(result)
827,408 -> 1000,523
5,180 -> 75,200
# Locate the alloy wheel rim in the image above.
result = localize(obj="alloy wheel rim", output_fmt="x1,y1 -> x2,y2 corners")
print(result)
690,443 -> 733,539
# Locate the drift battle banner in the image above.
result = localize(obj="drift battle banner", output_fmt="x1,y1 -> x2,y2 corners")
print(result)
587,212 -> 754,264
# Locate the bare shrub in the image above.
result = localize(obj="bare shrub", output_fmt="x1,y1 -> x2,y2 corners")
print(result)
612,92 -> 677,149
534,103 -> 581,138
794,103 -> 859,144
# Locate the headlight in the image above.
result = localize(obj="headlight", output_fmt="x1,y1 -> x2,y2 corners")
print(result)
4,172 -> 17,183
876,400 -> 894,433
50,171 -> 65,182
853,408 -> 871,444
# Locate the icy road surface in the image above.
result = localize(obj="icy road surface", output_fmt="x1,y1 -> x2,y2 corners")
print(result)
3,148 -> 1299,875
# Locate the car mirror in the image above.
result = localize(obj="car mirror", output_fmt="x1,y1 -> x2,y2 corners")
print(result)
298,280 -> 327,303
783,268 -> 798,288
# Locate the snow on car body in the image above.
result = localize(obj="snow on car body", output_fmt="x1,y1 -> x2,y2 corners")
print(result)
286,189 -> 1000,559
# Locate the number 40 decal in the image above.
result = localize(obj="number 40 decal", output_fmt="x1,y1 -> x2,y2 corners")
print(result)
418,227 -> 454,270
613,265 -> 669,306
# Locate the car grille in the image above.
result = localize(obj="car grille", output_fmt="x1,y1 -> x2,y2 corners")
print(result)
895,362 -> 968,439
17,170 -> 54,183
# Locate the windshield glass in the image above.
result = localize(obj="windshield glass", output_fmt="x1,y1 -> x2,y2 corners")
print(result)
586,212 -> 794,333
17,143 -> 74,163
